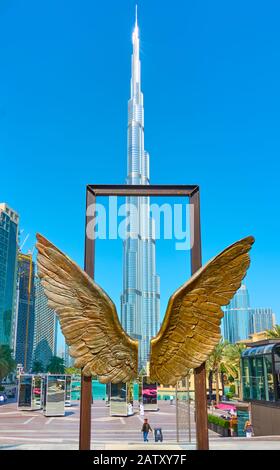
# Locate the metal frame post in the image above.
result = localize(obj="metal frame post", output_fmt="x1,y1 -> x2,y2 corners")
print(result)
187,373 -> 192,443
79,184 -> 208,450
190,189 -> 209,450
79,188 -> 95,450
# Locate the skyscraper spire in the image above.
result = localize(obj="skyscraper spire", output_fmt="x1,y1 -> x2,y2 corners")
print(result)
132,4 -> 139,52
131,4 -> 140,98
121,9 -> 160,369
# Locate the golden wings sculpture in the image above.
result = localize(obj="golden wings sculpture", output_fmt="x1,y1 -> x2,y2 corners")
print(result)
36,234 -> 254,386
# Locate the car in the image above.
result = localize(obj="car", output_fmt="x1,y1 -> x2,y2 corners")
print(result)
0,392 -> 7,403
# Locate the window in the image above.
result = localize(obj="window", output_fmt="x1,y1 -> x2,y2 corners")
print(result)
242,345 -> 280,403
242,358 -> 251,400
263,354 -> 275,401
274,346 -> 280,401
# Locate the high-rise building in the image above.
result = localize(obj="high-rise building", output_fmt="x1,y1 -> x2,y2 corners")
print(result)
14,253 -> 35,371
0,203 -> 19,347
33,276 -> 57,370
250,307 -> 275,334
222,284 -> 251,343
64,343 -> 74,368
120,10 -> 160,369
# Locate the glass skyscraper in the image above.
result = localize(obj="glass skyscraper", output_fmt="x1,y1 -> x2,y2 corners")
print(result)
120,11 -> 160,369
222,284 -> 251,343
250,307 -> 275,334
223,283 -> 276,342
33,276 -> 57,370
0,203 -> 19,347
64,343 -> 74,368
14,253 -> 35,371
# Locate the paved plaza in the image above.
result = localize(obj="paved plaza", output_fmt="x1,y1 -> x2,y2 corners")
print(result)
0,400 -> 279,450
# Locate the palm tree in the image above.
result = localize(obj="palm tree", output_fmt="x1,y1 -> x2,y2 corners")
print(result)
0,345 -> 16,381
65,367 -> 81,376
46,356 -> 65,374
207,367 -> 214,400
207,342 -> 224,405
266,325 -> 280,339
207,340 -> 240,404
32,360 -> 44,373
223,343 -> 245,397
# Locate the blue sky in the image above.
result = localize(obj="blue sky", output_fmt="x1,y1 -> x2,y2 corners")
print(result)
1,0 -> 280,344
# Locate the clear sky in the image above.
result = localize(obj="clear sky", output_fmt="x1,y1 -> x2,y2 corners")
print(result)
1,0 -> 280,341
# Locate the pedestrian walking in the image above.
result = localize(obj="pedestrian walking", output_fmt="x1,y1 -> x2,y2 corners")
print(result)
141,418 -> 153,442
244,420 -> 253,438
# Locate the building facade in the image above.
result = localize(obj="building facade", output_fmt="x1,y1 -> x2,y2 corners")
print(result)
250,307 -> 275,334
64,343 -> 74,368
33,276 -> 57,370
14,253 -> 35,371
222,284 -> 251,343
0,203 -> 19,347
120,11 -> 160,369
241,339 -> 280,436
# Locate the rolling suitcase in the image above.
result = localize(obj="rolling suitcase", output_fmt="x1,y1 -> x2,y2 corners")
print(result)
154,427 -> 163,442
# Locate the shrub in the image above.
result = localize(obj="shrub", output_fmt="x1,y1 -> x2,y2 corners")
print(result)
208,414 -> 230,429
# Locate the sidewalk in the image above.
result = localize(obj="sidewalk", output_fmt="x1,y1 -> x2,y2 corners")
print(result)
1,437 -> 280,451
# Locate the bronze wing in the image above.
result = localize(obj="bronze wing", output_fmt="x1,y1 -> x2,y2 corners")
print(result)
36,234 -> 138,383
150,236 -> 254,385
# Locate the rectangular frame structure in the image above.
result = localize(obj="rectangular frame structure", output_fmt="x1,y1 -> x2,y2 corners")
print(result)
80,184 -> 209,450
141,376 -> 158,411
18,374 -> 42,411
65,375 -> 72,407
43,375 -> 66,417
109,382 -> 134,417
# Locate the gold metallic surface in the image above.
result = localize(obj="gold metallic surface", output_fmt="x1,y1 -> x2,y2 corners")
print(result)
150,236 -> 254,386
36,234 -> 138,383
36,234 -> 254,386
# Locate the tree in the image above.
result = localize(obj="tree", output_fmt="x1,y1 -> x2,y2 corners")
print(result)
46,356 -> 65,374
206,367 -> 214,399
207,342 -> 225,405
0,345 -> 16,381
32,360 -> 44,374
266,325 -> 280,339
65,367 -> 80,376
206,340 -> 240,405
139,367 -> 146,376
223,343 -> 245,397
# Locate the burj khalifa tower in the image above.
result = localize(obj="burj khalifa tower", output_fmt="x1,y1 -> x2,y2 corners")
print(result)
121,8 -> 160,369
